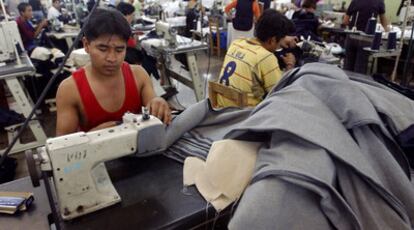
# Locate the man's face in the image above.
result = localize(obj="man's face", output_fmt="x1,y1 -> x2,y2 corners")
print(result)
278,36 -> 297,49
264,36 -> 279,52
125,14 -> 134,25
22,6 -> 33,20
83,34 -> 127,77
53,1 -> 60,9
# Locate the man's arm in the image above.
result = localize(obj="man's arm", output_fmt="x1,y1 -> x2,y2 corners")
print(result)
225,0 -> 237,17
55,78 -> 80,136
343,14 -> 350,26
343,1 -> 355,27
34,19 -> 48,38
377,0 -> 388,32
379,14 -> 389,32
132,65 -> 172,124
252,0 -> 261,22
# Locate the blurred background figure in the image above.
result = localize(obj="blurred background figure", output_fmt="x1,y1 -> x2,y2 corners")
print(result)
292,0 -> 321,41
134,0 -> 145,18
47,0 -> 61,21
16,2 -> 48,53
29,0 -> 45,22
225,0 -> 261,47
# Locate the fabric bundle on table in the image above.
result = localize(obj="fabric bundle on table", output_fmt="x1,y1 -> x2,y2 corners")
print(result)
165,63 -> 414,230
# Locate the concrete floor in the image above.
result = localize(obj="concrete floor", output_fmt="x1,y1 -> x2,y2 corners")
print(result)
0,51 -> 225,182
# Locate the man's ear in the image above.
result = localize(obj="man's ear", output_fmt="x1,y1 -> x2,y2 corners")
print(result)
264,37 -> 273,47
82,37 -> 90,53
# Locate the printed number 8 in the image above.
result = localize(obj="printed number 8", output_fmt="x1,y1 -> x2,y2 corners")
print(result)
219,61 -> 237,86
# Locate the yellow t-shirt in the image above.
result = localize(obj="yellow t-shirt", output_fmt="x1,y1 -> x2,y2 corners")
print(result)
216,38 -> 282,107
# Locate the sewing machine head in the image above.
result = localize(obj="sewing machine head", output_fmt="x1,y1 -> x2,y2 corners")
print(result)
0,21 -> 24,62
26,112 -> 166,220
322,10 -> 345,27
49,18 -> 64,32
297,37 -> 325,58
155,21 -> 178,48
212,0 -> 223,9
146,2 -> 163,19
296,36 -> 342,64
399,6 -> 414,23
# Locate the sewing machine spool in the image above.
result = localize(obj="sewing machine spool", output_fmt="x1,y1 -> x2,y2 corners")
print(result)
365,17 -> 377,35
387,31 -> 397,50
371,32 -> 382,50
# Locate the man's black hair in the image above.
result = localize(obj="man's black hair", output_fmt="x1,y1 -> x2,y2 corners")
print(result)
17,2 -> 31,14
255,9 -> 295,43
302,0 -> 317,9
116,2 -> 135,16
52,0 -> 60,4
83,8 -> 131,42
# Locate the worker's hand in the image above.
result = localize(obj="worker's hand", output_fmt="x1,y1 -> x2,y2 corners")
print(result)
147,97 -> 172,125
384,24 -> 391,33
39,19 -> 48,28
280,36 -> 298,49
281,53 -> 296,70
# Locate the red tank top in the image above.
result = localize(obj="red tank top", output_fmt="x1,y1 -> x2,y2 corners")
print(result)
73,62 -> 142,132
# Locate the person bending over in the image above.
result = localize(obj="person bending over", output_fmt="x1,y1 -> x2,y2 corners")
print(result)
216,9 -> 296,108
56,8 -> 171,136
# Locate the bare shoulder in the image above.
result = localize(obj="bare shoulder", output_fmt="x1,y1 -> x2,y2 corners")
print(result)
130,64 -> 150,79
56,76 -> 80,105
129,64 -> 152,86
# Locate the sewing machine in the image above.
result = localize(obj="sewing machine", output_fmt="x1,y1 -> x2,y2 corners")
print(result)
322,11 -> 345,26
145,2 -> 163,19
155,21 -> 178,48
399,6 -> 414,23
49,18 -> 64,32
297,38 -> 341,64
26,111 -> 166,220
0,21 -> 24,62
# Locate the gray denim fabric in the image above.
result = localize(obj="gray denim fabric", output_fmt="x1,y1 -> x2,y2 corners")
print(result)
226,63 -> 414,230
164,100 -> 252,161
164,63 -> 414,229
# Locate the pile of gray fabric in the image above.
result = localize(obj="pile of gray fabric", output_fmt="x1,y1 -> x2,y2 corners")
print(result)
164,101 -> 253,162
165,63 -> 414,229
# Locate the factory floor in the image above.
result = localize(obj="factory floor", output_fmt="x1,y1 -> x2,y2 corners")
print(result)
1,51 -> 413,183
0,51 -> 225,182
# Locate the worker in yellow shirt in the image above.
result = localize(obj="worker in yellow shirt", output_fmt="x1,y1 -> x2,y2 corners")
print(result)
217,9 -> 297,107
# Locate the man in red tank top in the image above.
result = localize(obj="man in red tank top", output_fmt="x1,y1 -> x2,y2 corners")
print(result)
55,9 -> 171,136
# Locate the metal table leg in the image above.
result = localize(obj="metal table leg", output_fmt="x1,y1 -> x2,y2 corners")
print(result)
1,77 -> 47,154
186,52 -> 205,101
